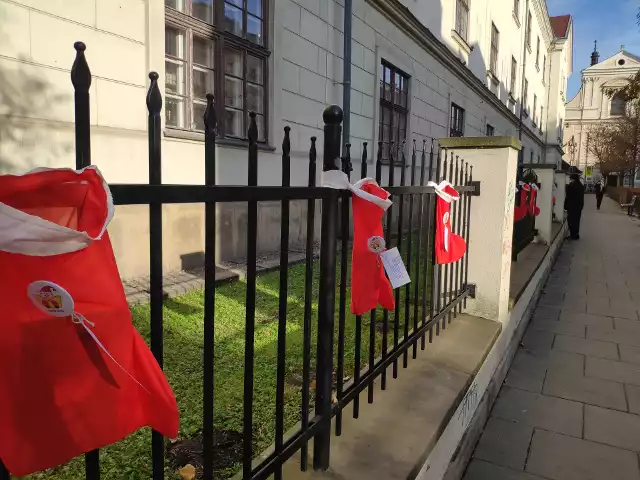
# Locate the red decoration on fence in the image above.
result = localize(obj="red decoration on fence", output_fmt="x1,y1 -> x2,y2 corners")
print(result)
0,167 -> 178,476
431,182 -> 467,265
350,179 -> 395,315
514,183 -> 540,221
529,185 -> 541,216
323,170 -> 396,315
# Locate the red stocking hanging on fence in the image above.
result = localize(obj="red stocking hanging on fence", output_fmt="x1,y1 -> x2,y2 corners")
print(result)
429,181 -> 467,265
323,170 -> 394,315
0,167 -> 179,476
529,183 -> 541,217
514,183 -> 529,222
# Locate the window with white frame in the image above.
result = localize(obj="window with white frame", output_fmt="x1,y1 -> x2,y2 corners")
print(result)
486,124 -> 495,136
536,37 -> 540,68
165,0 -> 269,140
490,23 -> 499,76
510,56 -> 517,95
526,11 -> 532,48
558,117 -> 563,141
450,103 -> 465,137
455,0 -> 470,42
610,91 -> 627,116
379,62 -> 410,161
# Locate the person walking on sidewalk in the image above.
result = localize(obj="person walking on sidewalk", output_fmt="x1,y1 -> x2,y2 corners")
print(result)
594,181 -> 604,210
565,173 -> 585,239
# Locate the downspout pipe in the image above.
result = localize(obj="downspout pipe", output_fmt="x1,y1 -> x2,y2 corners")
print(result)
342,0 -> 353,156
517,0 -> 530,182
543,45 -> 553,164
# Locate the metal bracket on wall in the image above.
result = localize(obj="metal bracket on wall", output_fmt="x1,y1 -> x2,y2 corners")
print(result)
467,283 -> 477,298
470,181 -> 481,196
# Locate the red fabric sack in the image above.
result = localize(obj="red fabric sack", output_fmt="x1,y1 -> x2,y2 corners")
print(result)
0,167 -> 179,476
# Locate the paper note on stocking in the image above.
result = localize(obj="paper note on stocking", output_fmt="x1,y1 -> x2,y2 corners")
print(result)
380,247 -> 411,289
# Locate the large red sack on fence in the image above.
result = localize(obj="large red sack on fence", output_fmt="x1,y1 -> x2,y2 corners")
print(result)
0,167 -> 178,476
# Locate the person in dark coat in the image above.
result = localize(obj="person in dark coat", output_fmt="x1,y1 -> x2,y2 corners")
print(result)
564,173 -> 585,239
594,181 -> 604,210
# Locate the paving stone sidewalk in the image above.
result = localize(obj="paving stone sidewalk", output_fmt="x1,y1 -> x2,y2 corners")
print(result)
464,195 -> 640,480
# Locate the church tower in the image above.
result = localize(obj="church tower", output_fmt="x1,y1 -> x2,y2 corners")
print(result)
591,40 -> 600,66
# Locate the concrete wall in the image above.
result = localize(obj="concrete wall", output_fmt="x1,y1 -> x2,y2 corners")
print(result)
0,0 -> 570,278
418,221 -> 566,480
554,171 -> 567,221
532,167 -> 554,244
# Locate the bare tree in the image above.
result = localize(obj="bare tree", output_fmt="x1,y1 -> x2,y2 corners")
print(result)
588,119 -> 637,177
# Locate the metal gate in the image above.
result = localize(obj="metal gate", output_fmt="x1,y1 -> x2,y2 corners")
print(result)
0,42 -> 478,480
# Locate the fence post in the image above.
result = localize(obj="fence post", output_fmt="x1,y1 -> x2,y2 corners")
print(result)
71,42 -> 91,169
146,71 -> 165,480
532,166 -> 555,244
71,41 -> 100,480
554,170 -> 567,222
313,105 -> 342,471
202,93 -> 217,480
438,136 -> 519,323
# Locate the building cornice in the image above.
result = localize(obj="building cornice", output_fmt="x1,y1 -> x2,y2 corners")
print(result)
366,0 -> 545,148
551,38 -> 566,51
565,118 -> 621,125
583,67 -> 640,77
545,143 -> 565,156
532,0 -> 554,48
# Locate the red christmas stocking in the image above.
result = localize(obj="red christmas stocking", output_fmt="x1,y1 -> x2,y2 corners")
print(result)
529,184 -> 541,216
350,179 -> 395,315
431,182 -> 467,265
514,184 -> 529,221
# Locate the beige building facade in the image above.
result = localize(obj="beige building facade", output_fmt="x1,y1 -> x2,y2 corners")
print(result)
564,47 -> 640,185
0,0 -> 572,278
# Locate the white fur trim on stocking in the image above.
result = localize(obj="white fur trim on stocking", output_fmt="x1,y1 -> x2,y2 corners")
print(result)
322,170 -> 392,210
426,180 -> 460,203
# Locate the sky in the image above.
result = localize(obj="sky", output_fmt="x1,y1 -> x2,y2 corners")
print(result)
546,0 -> 640,100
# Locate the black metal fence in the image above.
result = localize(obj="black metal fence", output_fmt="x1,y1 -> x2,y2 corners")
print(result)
0,43 -> 478,480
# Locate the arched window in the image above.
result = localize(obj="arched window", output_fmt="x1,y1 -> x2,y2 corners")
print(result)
611,91 -> 627,116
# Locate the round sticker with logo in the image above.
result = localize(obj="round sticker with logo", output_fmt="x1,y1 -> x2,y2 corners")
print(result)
27,281 -> 75,317
367,235 -> 386,254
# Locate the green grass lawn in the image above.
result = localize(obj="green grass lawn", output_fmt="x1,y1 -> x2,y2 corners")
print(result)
24,237 -> 434,480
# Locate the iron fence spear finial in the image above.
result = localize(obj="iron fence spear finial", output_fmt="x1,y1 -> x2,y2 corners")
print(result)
71,42 -> 91,92
146,72 -> 162,115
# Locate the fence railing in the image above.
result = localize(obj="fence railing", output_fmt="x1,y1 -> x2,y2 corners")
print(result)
0,42 -> 478,480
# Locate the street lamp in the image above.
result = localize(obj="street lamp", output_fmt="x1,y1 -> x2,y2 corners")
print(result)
563,136 -> 577,165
